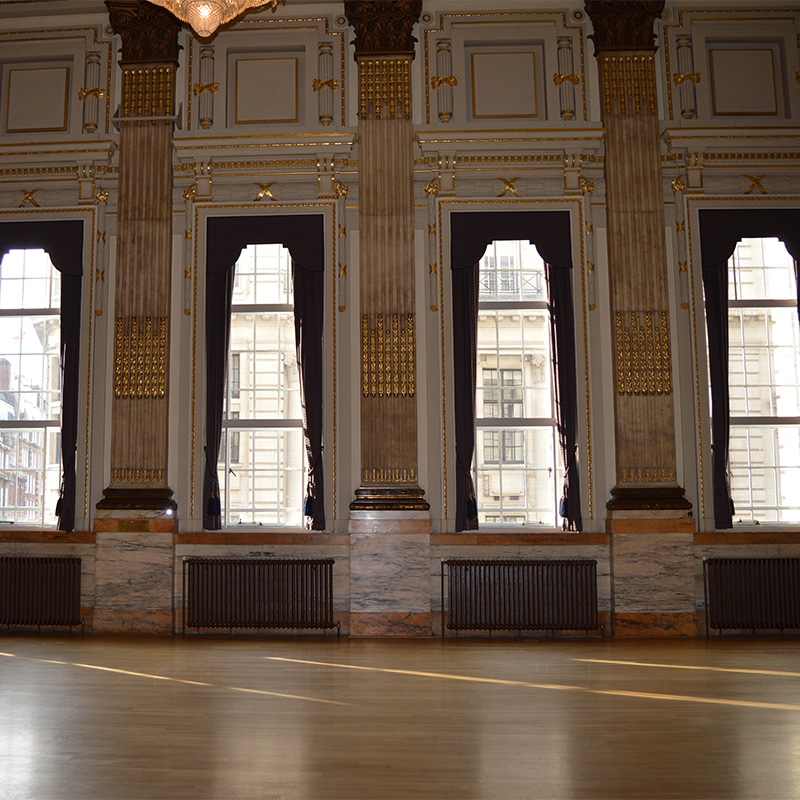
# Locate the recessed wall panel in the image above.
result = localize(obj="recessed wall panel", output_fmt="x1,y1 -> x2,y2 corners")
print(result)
468,47 -> 543,120
708,44 -> 781,116
6,65 -> 70,132
233,56 -> 299,124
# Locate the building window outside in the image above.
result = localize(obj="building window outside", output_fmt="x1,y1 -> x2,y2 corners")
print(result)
725,237 -> 800,522
474,240 -> 561,526
0,249 -> 61,525
218,244 -> 305,526
230,352 -> 241,399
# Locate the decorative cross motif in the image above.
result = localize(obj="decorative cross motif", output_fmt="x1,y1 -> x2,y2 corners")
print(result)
254,183 -> 276,201
497,178 -> 520,197
19,189 -> 40,208
743,175 -> 767,195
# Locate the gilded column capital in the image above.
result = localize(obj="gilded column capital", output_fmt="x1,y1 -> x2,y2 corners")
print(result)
106,0 -> 182,65
584,1 -> 664,53
344,0 -> 422,58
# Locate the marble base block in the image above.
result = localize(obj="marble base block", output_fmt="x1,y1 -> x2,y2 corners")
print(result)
94,530 -> 176,633
349,512 -> 432,636
610,528 -> 697,636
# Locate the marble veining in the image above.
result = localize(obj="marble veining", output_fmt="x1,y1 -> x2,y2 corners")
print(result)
613,533 -> 695,613
95,532 -> 174,609
350,533 -> 430,613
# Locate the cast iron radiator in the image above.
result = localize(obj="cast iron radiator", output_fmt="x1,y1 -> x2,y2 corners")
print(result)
0,556 -> 82,629
183,557 -> 338,633
442,559 -> 599,635
704,557 -> 800,635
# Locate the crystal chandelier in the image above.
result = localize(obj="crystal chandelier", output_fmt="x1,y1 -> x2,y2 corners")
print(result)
145,0 -> 282,38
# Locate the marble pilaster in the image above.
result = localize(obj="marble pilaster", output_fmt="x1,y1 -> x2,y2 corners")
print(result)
98,0 -> 180,514
586,0 -> 690,514
345,0 -> 428,513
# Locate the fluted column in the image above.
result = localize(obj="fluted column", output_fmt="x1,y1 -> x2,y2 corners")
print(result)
98,1 -> 180,514
586,0 -> 690,514
345,0 -> 428,512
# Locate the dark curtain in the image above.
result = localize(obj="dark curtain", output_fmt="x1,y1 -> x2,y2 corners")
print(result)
293,264 -> 325,530
546,262 -> 582,531
700,208 -> 800,528
451,263 -> 480,531
450,211 -> 580,531
202,266 -> 234,529
0,220 -> 84,532
204,215 -> 325,530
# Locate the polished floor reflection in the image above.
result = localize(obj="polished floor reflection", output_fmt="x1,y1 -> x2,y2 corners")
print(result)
1,634 -> 800,799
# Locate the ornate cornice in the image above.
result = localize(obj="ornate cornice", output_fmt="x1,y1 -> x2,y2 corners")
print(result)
344,0 -> 422,58
585,0 -> 664,53
106,0 -> 182,65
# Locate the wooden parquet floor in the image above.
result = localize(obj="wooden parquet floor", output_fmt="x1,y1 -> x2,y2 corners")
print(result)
1,634 -> 799,799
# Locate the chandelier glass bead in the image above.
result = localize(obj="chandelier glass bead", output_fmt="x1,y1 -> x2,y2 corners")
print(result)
145,0 -> 280,38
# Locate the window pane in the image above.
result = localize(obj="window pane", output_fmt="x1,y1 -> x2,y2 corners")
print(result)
0,427 -> 60,525
232,244 -> 293,305
729,238 -> 796,302
730,425 -> 800,523
476,312 -> 552,418
728,307 -> 800,417
475,426 -> 561,526
479,240 -> 546,301
227,312 -> 300,420
219,428 -> 304,526
0,250 -> 59,310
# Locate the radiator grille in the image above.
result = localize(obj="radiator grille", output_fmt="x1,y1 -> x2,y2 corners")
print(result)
704,557 -> 800,634
184,557 -> 338,633
442,559 -> 599,635
0,556 -> 82,629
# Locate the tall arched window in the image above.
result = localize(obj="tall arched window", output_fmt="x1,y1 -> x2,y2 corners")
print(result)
700,208 -> 800,527
204,215 -> 325,531
722,238 -> 799,522
451,211 -> 581,532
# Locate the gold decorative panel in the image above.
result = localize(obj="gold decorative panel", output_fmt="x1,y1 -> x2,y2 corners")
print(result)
362,468 -> 418,485
361,313 -> 416,398
600,54 -> 655,115
114,317 -> 167,399
111,468 -> 163,484
615,311 -> 671,396
358,59 -> 411,120
621,466 -> 676,483
121,66 -> 174,119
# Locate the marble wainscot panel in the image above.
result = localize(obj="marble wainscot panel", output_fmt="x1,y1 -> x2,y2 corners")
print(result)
94,532 -> 175,633
349,512 -> 432,636
612,532 -> 697,636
